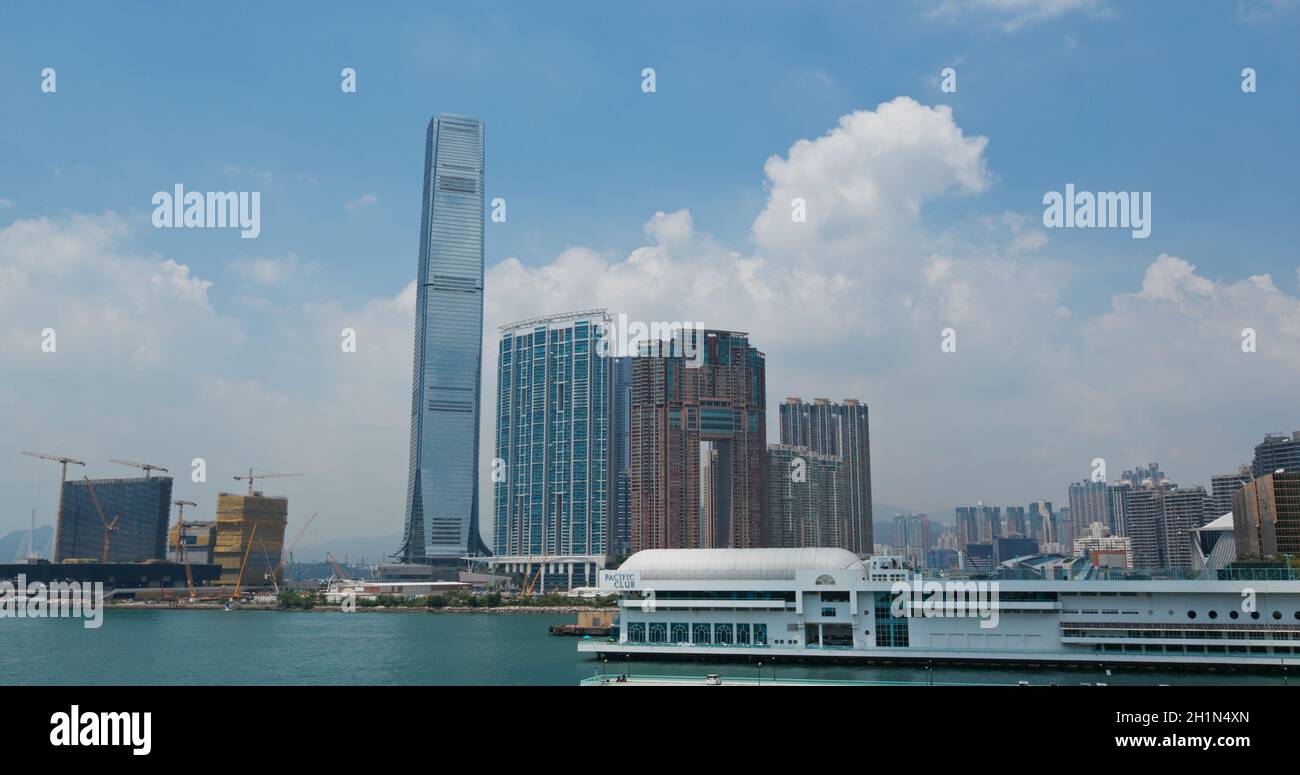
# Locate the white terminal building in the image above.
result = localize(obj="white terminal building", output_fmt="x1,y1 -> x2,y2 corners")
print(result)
582,548 -> 1300,668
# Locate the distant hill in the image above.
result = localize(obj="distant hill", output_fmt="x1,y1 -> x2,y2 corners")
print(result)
0,525 -> 53,562
291,533 -> 403,565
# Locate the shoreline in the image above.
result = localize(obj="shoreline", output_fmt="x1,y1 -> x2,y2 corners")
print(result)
103,603 -> 616,615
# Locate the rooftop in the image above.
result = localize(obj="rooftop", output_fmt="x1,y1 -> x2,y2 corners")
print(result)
618,548 -> 865,581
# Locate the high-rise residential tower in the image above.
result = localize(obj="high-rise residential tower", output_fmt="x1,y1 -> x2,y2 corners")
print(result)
628,330 -> 767,551
490,310 -> 614,591
1210,465 -> 1253,518
765,444 -> 850,550
401,114 -> 489,563
778,397 -> 873,554
1252,431 -> 1300,478
1068,479 -> 1109,538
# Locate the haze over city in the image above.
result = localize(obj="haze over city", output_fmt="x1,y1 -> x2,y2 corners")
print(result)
2,1 -> 1297,547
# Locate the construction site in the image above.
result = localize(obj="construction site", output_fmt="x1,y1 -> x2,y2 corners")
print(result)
6,452 -> 314,605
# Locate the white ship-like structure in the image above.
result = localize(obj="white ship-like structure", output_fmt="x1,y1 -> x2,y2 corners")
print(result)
582,546 -> 1300,668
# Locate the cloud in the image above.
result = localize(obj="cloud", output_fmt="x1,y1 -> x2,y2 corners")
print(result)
230,254 -> 301,284
0,198 -> 14,210
4,97 -> 1297,545
345,193 -> 379,213
1237,0 -> 1298,22
221,165 -> 274,185
924,0 -> 1110,31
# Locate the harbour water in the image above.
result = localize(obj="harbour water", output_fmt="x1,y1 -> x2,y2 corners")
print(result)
0,609 -> 1289,685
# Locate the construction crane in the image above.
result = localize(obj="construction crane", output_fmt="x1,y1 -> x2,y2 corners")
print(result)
231,523 -> 259,601
83,477 -> 121,563
172,499 -> 197,600
21,451 -> 85,560
325,551 -> 350,584
110,459 -> 169,480
232,469 -> 301,497
274,512 -> 317,590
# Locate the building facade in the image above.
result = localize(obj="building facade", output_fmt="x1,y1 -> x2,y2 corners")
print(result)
764,445 -> 850,550
778,397 -> 873,553
167,520 -> 216,565
1253,432 -> 1300,478
1210,466 -> 1253,519
402,113 -> 489,563
1067,479 -> 1109,539
1124,484 -> 1211,570
56,477 -> 173,563
592,548 -> 1300,668
1233,470 -> 1300,560
628,330 -> 767,551
490,310 -> 613,591
213,493 -> 288,586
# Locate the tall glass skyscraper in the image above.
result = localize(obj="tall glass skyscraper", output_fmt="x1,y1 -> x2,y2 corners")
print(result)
491,310 -> 613,591
401,114 -> 489,563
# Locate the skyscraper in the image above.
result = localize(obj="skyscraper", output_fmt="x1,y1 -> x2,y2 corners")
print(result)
490,310 -> 613,591
1067,479 -> 1109,538
765,444 -> 850,550
1124,482 -> 1211,570
1210,465 -> 1253,518
778,397 -> 873,553
1252,431 -> 1300,478
628,330 -> 767,551
401,114 -> 489,563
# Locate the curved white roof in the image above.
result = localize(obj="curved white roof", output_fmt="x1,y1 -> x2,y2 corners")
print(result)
618,548 -> 865,581
1194,512 -> 1234,532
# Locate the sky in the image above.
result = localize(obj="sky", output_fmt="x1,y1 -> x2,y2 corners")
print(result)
1,0 -> 1298,548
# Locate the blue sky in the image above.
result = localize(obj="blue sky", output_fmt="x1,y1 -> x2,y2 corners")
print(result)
2,1 -> 1298,545
4,1 -> 1295,307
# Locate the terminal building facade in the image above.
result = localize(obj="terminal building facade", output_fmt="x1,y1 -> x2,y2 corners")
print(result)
586,548 -> 1300,668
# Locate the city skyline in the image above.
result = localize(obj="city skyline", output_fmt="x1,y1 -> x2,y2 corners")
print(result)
3,3 -> 1298,547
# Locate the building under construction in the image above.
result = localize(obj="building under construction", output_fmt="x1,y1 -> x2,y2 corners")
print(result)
168,521 -> 216,565
213,493 -> 288,587
56,477 -> 173,563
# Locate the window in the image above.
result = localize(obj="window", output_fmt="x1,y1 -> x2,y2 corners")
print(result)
821,591 -> 849,602
670,622 -> 689,643
627,623 -> 645,642
715,623 -> 734,644
821,607 -> 837,618
649,622 -> 667,643
693,623 -> 712,644
874,592 -> 909,647
753,623 -> 768,645
736,624 -> 751,645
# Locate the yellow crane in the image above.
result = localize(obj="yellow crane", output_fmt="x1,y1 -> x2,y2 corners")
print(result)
232,469 -> 301,496
231,523 -> 259,601
171,499 -> 197,600
21,450 -> 85,560
109,458 -> 169,480
82,477 -> 120,563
